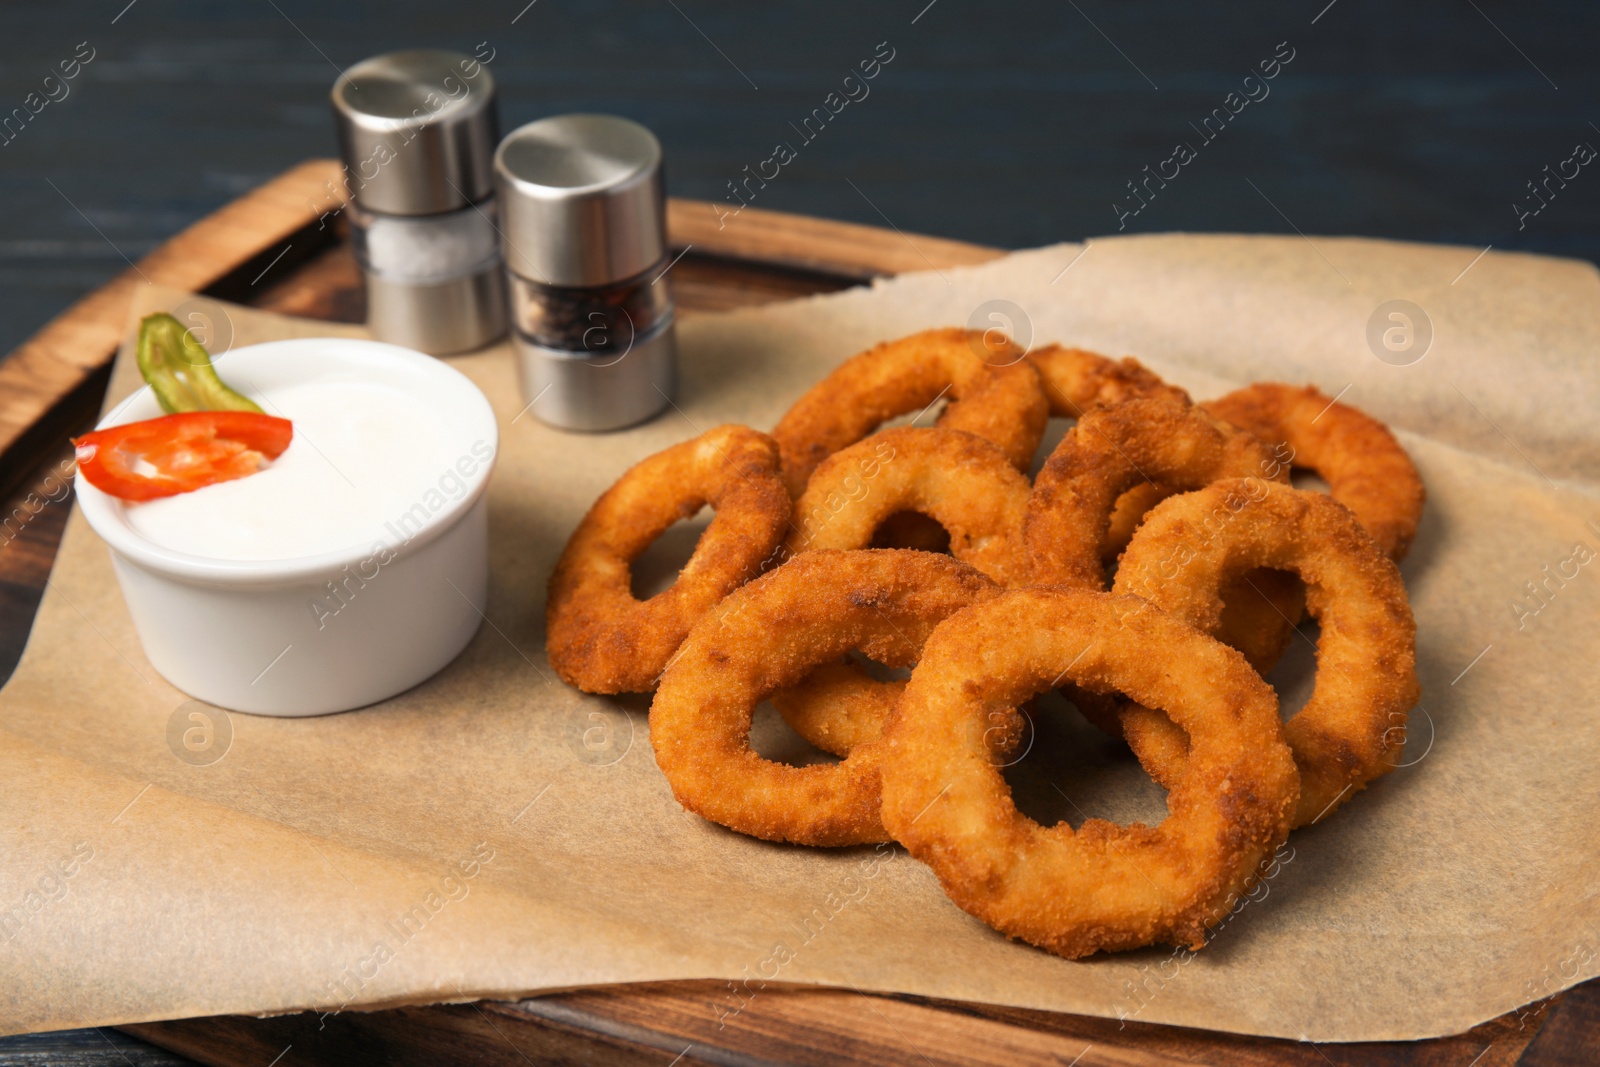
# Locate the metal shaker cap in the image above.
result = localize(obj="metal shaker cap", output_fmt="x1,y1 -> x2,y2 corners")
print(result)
494,115 -> 667,287
332,50 -> 499,216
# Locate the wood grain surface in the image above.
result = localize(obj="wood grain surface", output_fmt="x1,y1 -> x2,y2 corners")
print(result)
117,986 -> 1556,1067
0,160 -> 1593,1066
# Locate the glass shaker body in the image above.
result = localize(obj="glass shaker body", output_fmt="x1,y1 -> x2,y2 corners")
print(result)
348,198 -> 508,355
507,261 -> 674,356
507,258 -> 677,432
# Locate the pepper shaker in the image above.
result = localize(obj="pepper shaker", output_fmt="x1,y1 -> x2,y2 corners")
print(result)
494,114 -> 677,431
332,50 -> 508,355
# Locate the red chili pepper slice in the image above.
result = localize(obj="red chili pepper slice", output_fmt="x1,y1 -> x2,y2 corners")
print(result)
74,411 -> 294,502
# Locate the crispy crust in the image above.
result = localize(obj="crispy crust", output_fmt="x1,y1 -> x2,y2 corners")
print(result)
776,427 -> 1029,752
1026,395 -> 1301,734
1025,396 -> 1286,588
786,428 -> 1033,588
1104,481 -> 1172,560
1028,346 -> 1192,559
878,588 -> 1298,958
1113,480 -> 1420,827
649,550 -> 1000,846
773,653 -> 1031,762
545,425 -> 790,694
1204,383 -> 1425,560
772,327 -> 1048,498
771,659 -> 902,757
1027,344 -> 1190,419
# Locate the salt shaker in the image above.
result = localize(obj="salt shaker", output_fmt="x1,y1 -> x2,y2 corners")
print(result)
494,114 -> 677,431
331,50 -> 508,355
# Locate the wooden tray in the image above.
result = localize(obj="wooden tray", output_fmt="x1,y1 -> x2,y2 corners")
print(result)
1,160 -> 1592,1067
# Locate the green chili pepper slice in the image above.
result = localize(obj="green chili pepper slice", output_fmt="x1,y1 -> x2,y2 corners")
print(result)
136,312 -> 263,414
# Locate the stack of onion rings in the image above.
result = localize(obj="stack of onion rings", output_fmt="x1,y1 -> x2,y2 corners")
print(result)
544,326 -> 1428,960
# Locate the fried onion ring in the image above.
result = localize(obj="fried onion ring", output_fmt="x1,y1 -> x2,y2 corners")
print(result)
1109,484 -> 1308,678
878,587 -> 1298,958
1027,344 -> 1190,419
1105,481 -> 1172,559
1203,383 -> 1425,560
778,427 -> 1029,754
786,427 -> 1032,587
1025,396 -> 1285,589
772,327 -> 1048,497
770,659 -> 901,757
1113,480 -> 1419,827
1025,395 -> 1301,719
1027,346 -> 1192,559
649,550 -> 999,846
546,425 -> 789,694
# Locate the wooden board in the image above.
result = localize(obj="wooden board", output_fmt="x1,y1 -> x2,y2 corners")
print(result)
0,160 -> 1592,1066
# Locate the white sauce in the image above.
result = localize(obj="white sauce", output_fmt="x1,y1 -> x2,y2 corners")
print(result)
123,374 -> 475,562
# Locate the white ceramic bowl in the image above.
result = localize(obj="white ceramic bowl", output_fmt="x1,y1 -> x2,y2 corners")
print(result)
76,338 -> 498,716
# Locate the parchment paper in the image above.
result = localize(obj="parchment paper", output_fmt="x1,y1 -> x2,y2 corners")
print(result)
3,233 -> 1598,1042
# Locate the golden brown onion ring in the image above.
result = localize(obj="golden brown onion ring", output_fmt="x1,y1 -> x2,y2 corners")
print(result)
545,425 -> 789,694
878,587 -> 1298,958
786,427 -> 1032,588
1024,395 -> 1301,683
770,659 -> 902,758
1203,382 -> 1425,561
1027,344 -> 1190,419
772,327 -> 1048,498
775,427 -> 1030,750
1027,345 -> 1191,559
649,550 -> 1000,846
1025,396 -> 1283,589
1113,479 -> 1419,827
